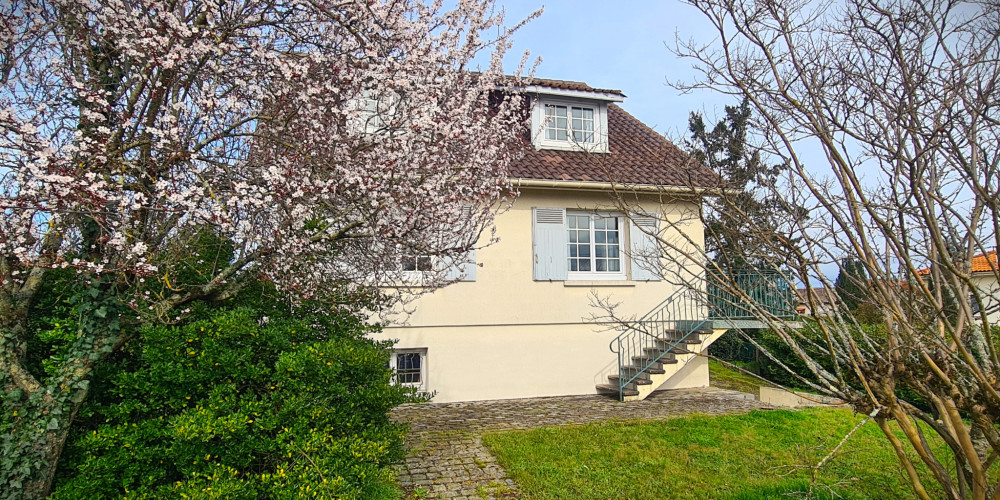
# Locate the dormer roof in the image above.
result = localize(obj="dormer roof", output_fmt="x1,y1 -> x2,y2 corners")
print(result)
518,78 -> 625,103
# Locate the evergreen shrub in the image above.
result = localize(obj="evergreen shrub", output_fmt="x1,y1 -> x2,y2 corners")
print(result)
52,305 -> 411,499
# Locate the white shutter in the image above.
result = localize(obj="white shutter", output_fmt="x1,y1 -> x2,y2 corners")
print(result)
532,207 -> 568,280
630,215 -> 661,281
445,206 -> 476,282
444,250 -> 477,282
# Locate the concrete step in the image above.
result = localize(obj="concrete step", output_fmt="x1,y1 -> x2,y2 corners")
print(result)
631,353 -> 678,366
596,383 -> 639,397
608,374 -> 651,386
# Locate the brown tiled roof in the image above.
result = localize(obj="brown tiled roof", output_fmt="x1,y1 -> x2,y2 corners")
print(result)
796,287 -> 837,305
510,104 -> 721,188
525,78 -> 624,97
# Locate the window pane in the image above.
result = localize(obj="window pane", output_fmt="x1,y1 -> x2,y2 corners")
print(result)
557,129 -> 567,140
579,245 -> 590,257
417,256 -> 432,271
596,245 -> 606,257
578,231 -> 589,243
607,232 -> 619,244
608,246 -> 619,258
572,107 -> 583,118
396,353 -> 421,385
596,232 -> 606,244
596,260 -> 606,272
608,260 -> 620,272
401,257 -> 416,271
579,259 -> 591,271
569,259 -> 578,271
569,245 -> 578,257
594,217 -> 605,229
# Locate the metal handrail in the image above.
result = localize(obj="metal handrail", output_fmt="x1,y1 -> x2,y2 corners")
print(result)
607,270 -> 795,401
609,286 -> 709,401
707,270 -> 797,320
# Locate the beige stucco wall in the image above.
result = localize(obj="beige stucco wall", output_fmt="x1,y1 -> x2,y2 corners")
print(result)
971,273 -> 999,326
370,187 -> 707,402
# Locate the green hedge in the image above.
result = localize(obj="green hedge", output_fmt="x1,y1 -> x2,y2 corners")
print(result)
52,306 -> 411,499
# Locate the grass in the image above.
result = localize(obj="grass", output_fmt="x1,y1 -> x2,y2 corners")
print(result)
709,359 -> 766,395
482,407 -> 947,499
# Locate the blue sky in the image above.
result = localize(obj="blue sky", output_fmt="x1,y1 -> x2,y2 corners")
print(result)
485,1 -> 737,138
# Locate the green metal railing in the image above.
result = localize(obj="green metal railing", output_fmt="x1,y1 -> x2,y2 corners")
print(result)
609,286 -> 709,401
607,271 -> 795,401
708,270 -> 796,320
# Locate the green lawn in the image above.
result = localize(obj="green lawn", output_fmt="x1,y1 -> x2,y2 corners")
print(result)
709,359 -> 765,395
482,407 -> 945,499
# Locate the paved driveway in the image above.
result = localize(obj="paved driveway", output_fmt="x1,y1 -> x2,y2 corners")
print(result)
391,387 -> 765,499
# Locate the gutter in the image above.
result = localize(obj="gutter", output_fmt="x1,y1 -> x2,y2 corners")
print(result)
513,178 -> 739,196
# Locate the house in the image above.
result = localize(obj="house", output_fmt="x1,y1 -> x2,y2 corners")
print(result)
970,250 -> 999,325
368,78 -> 727,403
915,249 -> 999,326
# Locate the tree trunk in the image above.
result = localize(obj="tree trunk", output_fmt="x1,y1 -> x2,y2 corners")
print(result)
8,385 -> 87,500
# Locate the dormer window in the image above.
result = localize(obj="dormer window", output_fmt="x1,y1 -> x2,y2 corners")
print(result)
544,104 -> 595,143
530,97 -> 611,153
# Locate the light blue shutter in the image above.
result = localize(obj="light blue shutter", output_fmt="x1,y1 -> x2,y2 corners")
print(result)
630,215 -> 661,281
532,207 -> 568,280
444,250 -> 477,282
444,206 -> 477,282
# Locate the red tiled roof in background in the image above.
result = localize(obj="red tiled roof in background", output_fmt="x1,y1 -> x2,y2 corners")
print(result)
972,250 -> 998,273
916,249 -> 998,275
510,104 -> 720,189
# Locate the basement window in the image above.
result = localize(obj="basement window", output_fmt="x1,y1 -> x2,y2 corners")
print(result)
390,349 -> 427,392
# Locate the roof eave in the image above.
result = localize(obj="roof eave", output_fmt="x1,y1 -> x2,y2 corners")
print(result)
517,85 -> 625,102
514,178 -> 736,195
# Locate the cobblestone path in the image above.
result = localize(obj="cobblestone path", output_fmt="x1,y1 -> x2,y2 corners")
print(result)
391,387 -> 765,499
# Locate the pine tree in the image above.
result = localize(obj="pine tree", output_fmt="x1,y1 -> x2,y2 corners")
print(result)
687,99 -> 807,273
834,258 -> 869,312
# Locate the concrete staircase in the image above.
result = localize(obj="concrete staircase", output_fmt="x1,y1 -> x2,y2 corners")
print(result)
596,326 -> 725,402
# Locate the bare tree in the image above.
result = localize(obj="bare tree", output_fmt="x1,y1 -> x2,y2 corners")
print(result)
642,0 -> 1000,498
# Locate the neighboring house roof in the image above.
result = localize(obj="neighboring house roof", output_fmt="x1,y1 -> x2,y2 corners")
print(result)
916,249 -> 998,275
796,287 -> 837,306
510,103 -> 720,189
972,250 -> 998,273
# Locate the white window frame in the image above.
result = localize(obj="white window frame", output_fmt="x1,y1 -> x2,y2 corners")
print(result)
390,348 -> 428,392
399,254 -> 433,272
531,97 -> 609,153
348,91 -> 397,135
566,211 -> 626,280
544,104 -> 595,144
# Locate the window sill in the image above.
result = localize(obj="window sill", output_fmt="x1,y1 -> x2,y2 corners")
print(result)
563,280 -> 635,287
534,140 -> 609,153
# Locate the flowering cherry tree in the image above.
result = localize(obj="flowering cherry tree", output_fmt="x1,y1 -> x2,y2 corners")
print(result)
0,0 -> 533,495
